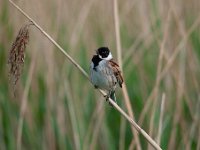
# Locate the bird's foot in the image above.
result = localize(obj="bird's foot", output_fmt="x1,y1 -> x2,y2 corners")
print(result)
104,94 -> 109,101
104,94 -> 115,107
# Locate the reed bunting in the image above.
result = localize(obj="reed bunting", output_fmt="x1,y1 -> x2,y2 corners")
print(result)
90,47 -> 123,103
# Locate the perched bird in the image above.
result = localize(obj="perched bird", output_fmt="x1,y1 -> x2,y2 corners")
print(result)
90,47 -> 123,103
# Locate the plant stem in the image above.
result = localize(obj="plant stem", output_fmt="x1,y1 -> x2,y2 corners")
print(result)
9,0 -> 162,149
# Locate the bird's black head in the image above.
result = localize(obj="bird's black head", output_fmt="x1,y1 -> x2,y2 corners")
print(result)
96,47 -> 112,60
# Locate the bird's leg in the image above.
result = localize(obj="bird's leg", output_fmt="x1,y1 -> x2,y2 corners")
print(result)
109,90 -> 116,106
104,94 -> 109,101
103,91 -> 114,107
104,91 -> 111,101
103,91 -> 116,107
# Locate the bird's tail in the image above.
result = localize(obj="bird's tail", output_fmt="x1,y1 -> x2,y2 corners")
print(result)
110,91 -> 117,103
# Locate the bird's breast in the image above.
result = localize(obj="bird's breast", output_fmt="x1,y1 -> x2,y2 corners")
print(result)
90,61 -> 117,91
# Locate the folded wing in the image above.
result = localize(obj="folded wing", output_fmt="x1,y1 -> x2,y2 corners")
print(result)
109,59 -> 123,88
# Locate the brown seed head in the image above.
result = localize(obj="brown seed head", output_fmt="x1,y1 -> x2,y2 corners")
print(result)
8,24 -> 30,88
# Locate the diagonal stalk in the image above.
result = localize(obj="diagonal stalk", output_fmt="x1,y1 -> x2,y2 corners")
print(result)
113,0 -> 141,149
9,0 -> 162,149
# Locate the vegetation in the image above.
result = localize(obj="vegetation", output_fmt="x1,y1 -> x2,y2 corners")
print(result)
0,0 -> 200,150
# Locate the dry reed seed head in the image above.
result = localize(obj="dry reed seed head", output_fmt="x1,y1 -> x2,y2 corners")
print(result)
8,24 -> 30,87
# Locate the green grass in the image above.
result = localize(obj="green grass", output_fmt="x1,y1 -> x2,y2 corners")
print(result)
0,0 -> 200,149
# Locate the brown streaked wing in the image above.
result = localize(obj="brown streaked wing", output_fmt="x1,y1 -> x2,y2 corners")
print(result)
109,59 -> 124,87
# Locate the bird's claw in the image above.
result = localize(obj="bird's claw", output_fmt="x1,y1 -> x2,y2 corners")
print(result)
104,95 -> 114,107
104,95 -> 109,101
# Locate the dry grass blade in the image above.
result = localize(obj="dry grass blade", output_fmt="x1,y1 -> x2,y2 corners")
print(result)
8,23 -> 31,91
156,93 -> 165,145
147,10 -> 171,150
9,1 -> 162,149
83,98 -> 104,150
16,55 -> 36,150
185,95 -> 200,149
139,13 -> 200,126
89,103 -> 105,150
113,0 -> 122,67
64,81 -> 80,150
113,0 -> 141,149
119,113 -> 126,150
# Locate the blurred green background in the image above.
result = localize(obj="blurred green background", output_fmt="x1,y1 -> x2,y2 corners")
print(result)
0,0 -> 200,150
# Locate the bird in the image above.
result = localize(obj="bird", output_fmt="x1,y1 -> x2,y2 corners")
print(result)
90,47 -> 123,104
